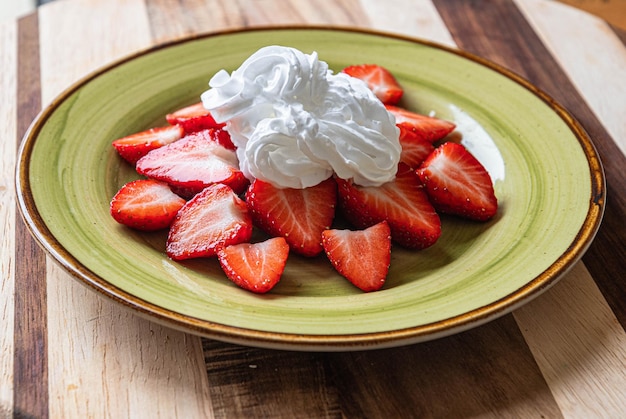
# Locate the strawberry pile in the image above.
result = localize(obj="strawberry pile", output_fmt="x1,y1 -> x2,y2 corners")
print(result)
109,64 -> 497,294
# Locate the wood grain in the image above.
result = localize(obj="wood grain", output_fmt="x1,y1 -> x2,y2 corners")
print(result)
4,0 -> 626,417
202,317 -> 562,418
434,1 -> 626,415
136,1 -> 562,416
145,0 -> 368,43
516,0 -> 626,155
328,317 -> 559,418
203,340 -> 340,418
36,0 -> 214,417
13,12 -> 49,419
1,16 -> 17,419
139,1 -> 623,417
145,0 -> 230,43
513,0 -> 626,328
358,0 -> 456,46
515,263 -> 626,416
433,0 -> 626,326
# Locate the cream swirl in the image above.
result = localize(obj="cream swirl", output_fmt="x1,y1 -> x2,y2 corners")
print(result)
201,45 -> 401,189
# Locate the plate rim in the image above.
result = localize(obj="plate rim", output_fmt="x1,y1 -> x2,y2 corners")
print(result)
15,25 -> 606,351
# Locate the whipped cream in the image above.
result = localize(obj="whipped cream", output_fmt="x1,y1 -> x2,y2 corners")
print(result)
201,46 -> 401,189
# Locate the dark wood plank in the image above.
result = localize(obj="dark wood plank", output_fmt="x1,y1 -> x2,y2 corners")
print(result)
14,11 -> 49,419
203,316 -> 561,418
329,316 -> 560,418
203,340 -> 341,418
433,0 -> 626,328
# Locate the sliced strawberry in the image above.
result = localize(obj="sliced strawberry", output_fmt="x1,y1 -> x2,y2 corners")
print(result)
386,105 -> 456,143
245,178 -> 337,257
398,126 -> 436,169
136,129 -> 248,199
336,164 -> 441,249
166,102 -> 226,134
110,179 -> 186,231
417,142 -> 497,221
342,64 -> 403,105
167,101 -> 236,149
112,125 -> 184,165
166,184 -> 253,260
211,128 -> 236,150
322,221 -> 391,292
217,237 -> 289,294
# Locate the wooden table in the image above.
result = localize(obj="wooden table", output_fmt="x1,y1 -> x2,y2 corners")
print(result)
2,0 -> 625,417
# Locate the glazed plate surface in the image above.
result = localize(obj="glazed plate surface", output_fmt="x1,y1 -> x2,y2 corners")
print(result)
16,27 -> 604,350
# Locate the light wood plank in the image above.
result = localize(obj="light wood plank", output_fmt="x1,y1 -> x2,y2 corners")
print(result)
145,0 -> 250,43
0,0 -> 35,23
257,0 -> 367,26
0,18 -> 17,419
358,0 -> 456,47
212,0 -> 367,27
144,0 -> 230,44
513,262 -> 626,417
515,0 -> 626,156
46,263 -> 214,418
37,0 -> 213,417
146,0 -> 368,44
39,0 -> 152,101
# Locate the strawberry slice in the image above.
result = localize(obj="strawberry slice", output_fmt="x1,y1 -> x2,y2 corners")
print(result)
166,184 -> 253,260
336,164 -> 441,249
136,129 -> 248,199
110,179 -> 186,231
417,142 -> 497,221
166,102 -> 226,134
217,237 -> 290,294
166,101 -> 235,149
112,125 -> 184,165
245,178 -> 337,257
210,128 -> 236,151
342,64 -> 403,105
386,105 -> 456,143
322,221 -> 391,292
398,126 -> 436,169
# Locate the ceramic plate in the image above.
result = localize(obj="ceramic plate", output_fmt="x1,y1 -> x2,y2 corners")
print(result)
16,27 -> 604,351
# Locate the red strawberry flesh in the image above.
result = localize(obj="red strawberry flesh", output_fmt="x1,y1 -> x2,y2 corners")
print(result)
386,105 -> 456,143
166,102 -> 226,134
112,125 -> 184,165
110,179 -> 186,231
217,237 -> 289,294
136,129 -> 248,198
342,64 -> 403,105
336,164 -> 441,249
398,126 -> 436,169
245,178 -> 337,257
417,142 -> 498,221
322,221 -> 391,292
166,184 -> 253,260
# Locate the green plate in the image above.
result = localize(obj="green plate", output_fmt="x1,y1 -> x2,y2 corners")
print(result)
16,27 -> 605,351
